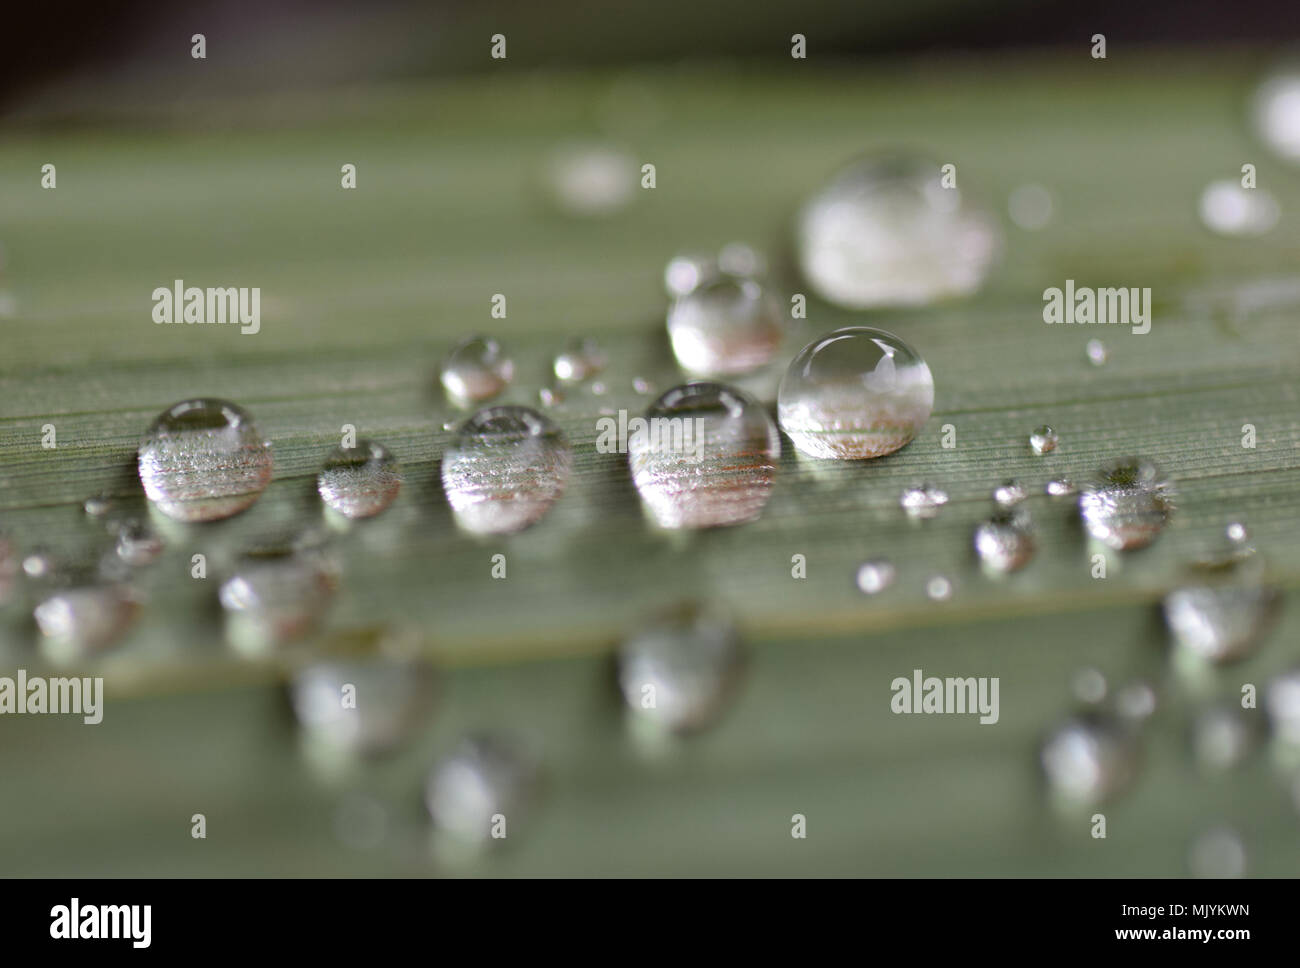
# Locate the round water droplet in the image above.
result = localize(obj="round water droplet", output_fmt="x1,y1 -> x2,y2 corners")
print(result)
1198,179 -> 1279,237
666,271 -> 783,375
317,440 -> 403,520
1028,425 -> 1058,455
1078,458 -> 1173,551
22,549 -> 55,579
628,382 -> 779,530
543,143 -> 636,217
900,482 -> 949,519
1252,69 -> 1300,164
1192,706 -> 1255,771
855,558 -> 896,595
552,337 -> 608,384
778,327 -> 934,460
440,336 -> 515,406
973,509 -> 1035,573
291,656 -> 437,756
796,153 -> 999,308
1085,338 -> 1109,366
993,479 -> 1028,507
1045,478 -> 1077,498
137,398 -> 273,523
1163,582 -> 1278,664
632,376 -> 654,395
34,583 -> 138,658
618,603 -> 742,734
664,253 -> 713,297
83,494 -> 116,519
1188,827 -> 1246,879
1114,680 -> 1157,721
425,734 -> 538,845
1071,668 -> 1108,705
219,536 -> 340,653
1040,713 -> 1140,805
1007,183 -> 1054,231
925,575 -> 953,601
442,406 -> 572,535
115,518 -> 164,566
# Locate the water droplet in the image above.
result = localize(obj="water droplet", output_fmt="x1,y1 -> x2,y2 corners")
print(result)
425,733 -> 538,845
316,440 -> 402,520
925,575 -> 953,601
1163,583 -> 1279,664
291,656 -> 437,756
1114,681 -> 1157,721
83,494 -> 116,519
137,398 -> 273,523
1007,183 -> 1054,231
1071,668 -> 1108,705
1188,827 -> 1246,878
590,380 -> 607,396
1252,69 -> 1300,163
1267,668 -> 1300,745
22,549 -> 55,579
664,253 -> 712,297
632,376 -> 654,395
552,337 -> 608,384
1192,706 -> 1255,771
900,483 -> 949,519
973,509 -> 1035,573
992,479 -> 1028,507
796,153 -> 999,308
442,406 -> 572,535
666,271 -> 783,375
628,382 -> 779,530
1040,714 -> 1140,805
1226,520 -> 1250,545
778,327 -> 934,460
543,143 -> 635,217
1028,425 -> 1058,455
34,583 -> 138,658
855,558 -> 896,595
618,603 -> 742,733
1078,458 -> 1173,551
219,535 -> 340,653
1198,179 -> 1279,237
115,518 -> 164,566
538,386 -> 564,408
1085,338 -> 1109,366
1045,478 -> 1077,498
440,336 -> 515,406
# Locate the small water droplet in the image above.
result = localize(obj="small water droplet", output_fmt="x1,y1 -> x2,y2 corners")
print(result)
628,382 -> 779,530
317,440 -> 402,519
1198,179 -> 1279,237
425,733 -> 538,845
1252,69 -> 1300,164
1078,458 -> 1173,551
552,337 -> 608,383
632,376 -> 654,395
219,535 -> 340,653
1040,713 -> 1140,805
900,483 -> 949,519
1192,706 -> 1255,771
778,327 -> 934,460
1085,338 -> 1109,366
34,583 -> 138,658
543,143 -> 636,217
1028,425 -> 1058,455
1114,680 -> 1157,721
618,603 -> 742,733
291,655 -> 437,756
1163,582 -> 1278,664
537,386 -> 564,408
22,549 -> 55,579
973,509 -> 1035,573
442,406 -> 572,534
1045,478 -> 1077,498
1007,183 -> 1054,231
1071,668 -> 1108,705
664,253 -> 712,298
440,336 -> 515,406
115,518 -> 164,566
1187,827 -> 1246,878
137,398 -> 273,523
83,494 -> 116,519
855,558 -> 896,595
590,380 -> 608,396
925,575 -> 953,601
1226,520 -> 1250,545
666,271 -> 783,375
993,479 -> 1028,507
796,153 -> 999,308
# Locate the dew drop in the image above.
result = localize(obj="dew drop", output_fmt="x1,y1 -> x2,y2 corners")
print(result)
1071,667 -> 1108,705
1040,713 -> 1140,805
973,509 -> 1035,573
1007,183 -> 1054,231
796,153 -> 999,308
552,337 -> 608,384
34,583 -> 138,659
993,479 -> 1028,507
425,733 -> 538,845
1198,179 -> 1279,237
83,494 -> 116,519
219,535 -> 340,653
1114,680 -> 1157,721
664,253 -> 713,298
778,327 -> 934,460
1045,478 -> 1077,498
900,482 -> 949,519
666,271 -> 783,376
855,558 -> 896,595
925,574 -> 953,601
618,603 -> 742,734
317,440 -> 403,520
440,336 -> 515,406
632,376 -> 654,395
137,398 -> 273,523
1085,338 -> 1109,366
441,406 -> 572,535
291,655 -> 437,756
114,518 -> 164,566
628,382 -> 779,530
1028,425 -> 1058,455
1191,706 -> 1255,771
1078,458 -> 1173,551
1163,582 -> 1279,664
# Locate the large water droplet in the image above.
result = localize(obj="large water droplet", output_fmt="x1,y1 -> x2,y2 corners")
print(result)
1198,179 -> 1279,237
317,441 -> 403,520
34,583 -> 139,659
290,655 -> 437,756
973,509 -> 1035,573
618,604 -> 742,734
796,153 -> 998,308
1163,582 -> 1279,664
425,734 -> 538,845
137,398 -> 273,522
1078,458 -> 1173,551
442,406 -> 572,534
628,382 -> 779,529
440,336 -> 515,406
1252,69 -> 1300,164
778,327 -> 934,460
666,271 -> 783,376
219,535 -> 340,653
1040,713 -> 1140,805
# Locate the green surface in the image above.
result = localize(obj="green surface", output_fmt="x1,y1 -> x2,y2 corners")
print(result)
1,54 -> 1299,875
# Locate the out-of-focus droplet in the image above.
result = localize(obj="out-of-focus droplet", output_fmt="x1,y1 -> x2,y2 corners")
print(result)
628,382 -> 779,529
1252,69 -> 1300,163
1187,827 -> 1246,878
425,734 -> 538,846
137,398 -> 273,523
291,655 -> 437,756
778,327 -> 934,460
219,535 -> 340,653
1071,668 -> 1108,705
35,583 -> 138,658
1191,706 -> 1255,771
552,337 -> 608,384
1008,183 -> 1054,231
632,376 -> 654,395
855,558 -> 896,595
1114,680 -> 1157,721
925,575 -> 953,601
1078,457 -> 1173,551
1041,713 -> 1140,805
1085,338 -> 1109,366
317,440 -> 402,520
442,406 -> 571,535
993,479 -> 1028,507
543,143 -> 636,217
618,603 -> 742,734
1163,582 -> 1278,664
440,336 -> 515,406
1046,478 -> 1077,498
1267,668 -> 1300,745
796,153 -> 999,308
973,509 -> 1035,573
1198,180 -> 1279,237
900,483 -> 949,519
1029,425 -> 1058,455
666,271 -> 783,376
115,518 -> 164,566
